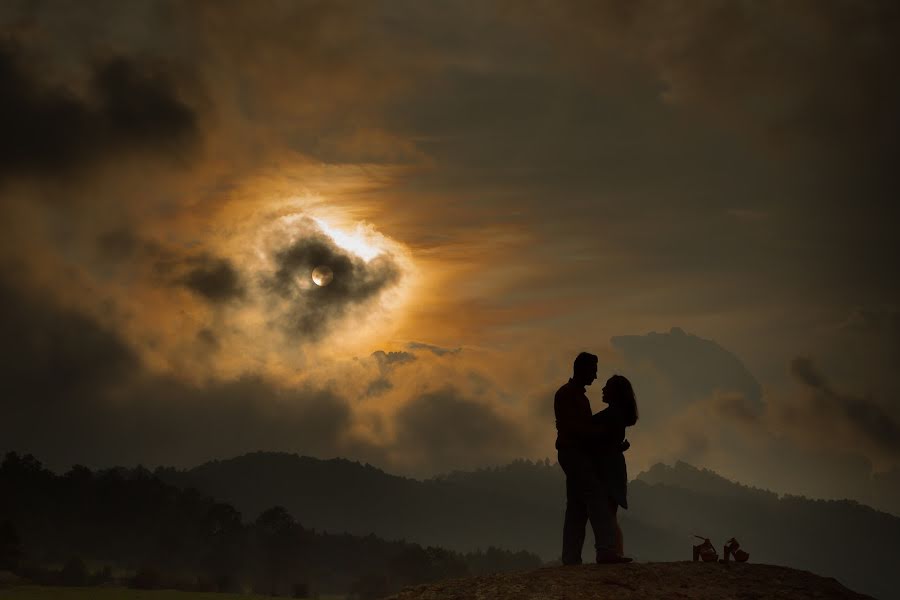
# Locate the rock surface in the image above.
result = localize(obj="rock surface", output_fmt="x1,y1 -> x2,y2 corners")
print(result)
385,562 -> 873,600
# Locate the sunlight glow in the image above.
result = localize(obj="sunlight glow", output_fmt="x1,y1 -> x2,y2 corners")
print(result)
312,217 -> 383,262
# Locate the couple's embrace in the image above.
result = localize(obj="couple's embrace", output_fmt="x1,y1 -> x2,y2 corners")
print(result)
554,352 -> 639,564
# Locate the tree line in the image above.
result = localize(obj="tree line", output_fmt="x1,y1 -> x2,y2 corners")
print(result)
0,452 -> 542,597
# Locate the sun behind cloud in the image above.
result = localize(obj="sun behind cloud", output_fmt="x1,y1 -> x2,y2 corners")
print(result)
311,217 -> 385,262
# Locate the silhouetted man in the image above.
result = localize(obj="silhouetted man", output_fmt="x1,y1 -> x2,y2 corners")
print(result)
555,352 -> 631,564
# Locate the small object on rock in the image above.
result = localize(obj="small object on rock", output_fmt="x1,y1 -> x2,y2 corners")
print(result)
723,537 -> 750,563
693,535 -> 719,562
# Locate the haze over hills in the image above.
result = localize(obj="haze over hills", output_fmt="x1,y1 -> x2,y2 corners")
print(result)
158,452 -> 900,600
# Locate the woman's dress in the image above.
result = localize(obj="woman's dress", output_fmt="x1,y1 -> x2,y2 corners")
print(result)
592,405 -> 628,509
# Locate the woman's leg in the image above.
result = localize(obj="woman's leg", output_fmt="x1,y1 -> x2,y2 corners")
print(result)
609,499 -> 623,556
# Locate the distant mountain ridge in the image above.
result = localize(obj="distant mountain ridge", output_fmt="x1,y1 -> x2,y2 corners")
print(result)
157,451 -> 900,600
637,460 -> 780,501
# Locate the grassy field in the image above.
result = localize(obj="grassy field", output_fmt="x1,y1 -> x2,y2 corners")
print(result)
0,586 -> 331,600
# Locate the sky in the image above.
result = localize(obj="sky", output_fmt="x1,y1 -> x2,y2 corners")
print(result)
1,0 -> 898,514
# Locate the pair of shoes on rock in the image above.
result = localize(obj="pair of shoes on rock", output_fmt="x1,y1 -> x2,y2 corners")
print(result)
595,550 -> 633,564
692,536 -> 718,562
692,535 -> 750,563
722,537 -> 750,563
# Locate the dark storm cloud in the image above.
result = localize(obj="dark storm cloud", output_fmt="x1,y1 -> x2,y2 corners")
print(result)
264,232 -> 401,339
612,327 -> 762,407
394,387 -> 528,472
0,274 -> 139,404
178,255 -> 244,303
94,231 -> 245,305
0,39 -> 199,180
0,272 -> 364,470
104,375 -> 356,469
4,372 -> 359,472
786,357 -> 900,461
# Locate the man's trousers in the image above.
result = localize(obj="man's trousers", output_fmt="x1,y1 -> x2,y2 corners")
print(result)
558,446 -> 616,564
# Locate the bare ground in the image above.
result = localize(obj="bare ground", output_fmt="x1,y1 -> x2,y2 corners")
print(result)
385,562 -> 873,600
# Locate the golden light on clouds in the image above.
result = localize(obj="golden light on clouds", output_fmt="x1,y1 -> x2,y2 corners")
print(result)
2,0 -> 897,512
311,217 -> 384,262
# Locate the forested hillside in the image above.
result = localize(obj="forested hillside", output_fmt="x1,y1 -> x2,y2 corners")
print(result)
0,452 -> 540,597
160,453 -> 900,599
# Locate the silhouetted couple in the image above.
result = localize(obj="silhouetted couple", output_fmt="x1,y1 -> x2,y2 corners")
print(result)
555,352 -> 639,564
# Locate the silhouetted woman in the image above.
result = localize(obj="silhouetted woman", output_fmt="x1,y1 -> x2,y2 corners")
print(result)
592,374 -> 639,556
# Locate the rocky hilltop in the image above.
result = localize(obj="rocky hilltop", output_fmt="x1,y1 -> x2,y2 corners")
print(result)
385,562 -> 872,600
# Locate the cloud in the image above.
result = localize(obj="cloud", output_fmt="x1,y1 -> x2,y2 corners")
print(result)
0,40 -> 199,180
0,274 -> 139,404
372,350 -> 416,369
393,387 -> 529,473
0,0 -> 896,505
0,266 -> 524,475
0,270 -> 372,470
522,1 -> 900,156
366,350 -> 417,396
710,391 -> 763,429
407,342 -> 461,357
262,224 -> 402,340
611,327 -> 762,424
783,357 -> 900,465
789,357 -> 827,389
365,377 -> 393,398
177,255 -> 245,303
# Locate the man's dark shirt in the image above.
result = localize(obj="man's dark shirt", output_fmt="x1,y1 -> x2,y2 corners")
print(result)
554,378 -> 593,451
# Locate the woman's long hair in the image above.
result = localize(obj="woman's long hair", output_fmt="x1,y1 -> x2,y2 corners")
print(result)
607,374 -> 639,426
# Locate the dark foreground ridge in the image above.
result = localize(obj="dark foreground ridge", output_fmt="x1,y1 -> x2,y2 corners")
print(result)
386,562 -> 873,600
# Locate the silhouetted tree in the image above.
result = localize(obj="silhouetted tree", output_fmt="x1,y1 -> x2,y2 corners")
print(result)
0,521 -> 22,571
255,506 -> 300,595
350,572 -> 389,600
1,450 -> 550,596
131,566 -> 163,589
389,545 -> 430,586
204,502 -> 245,591
58,556 -> 88,586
